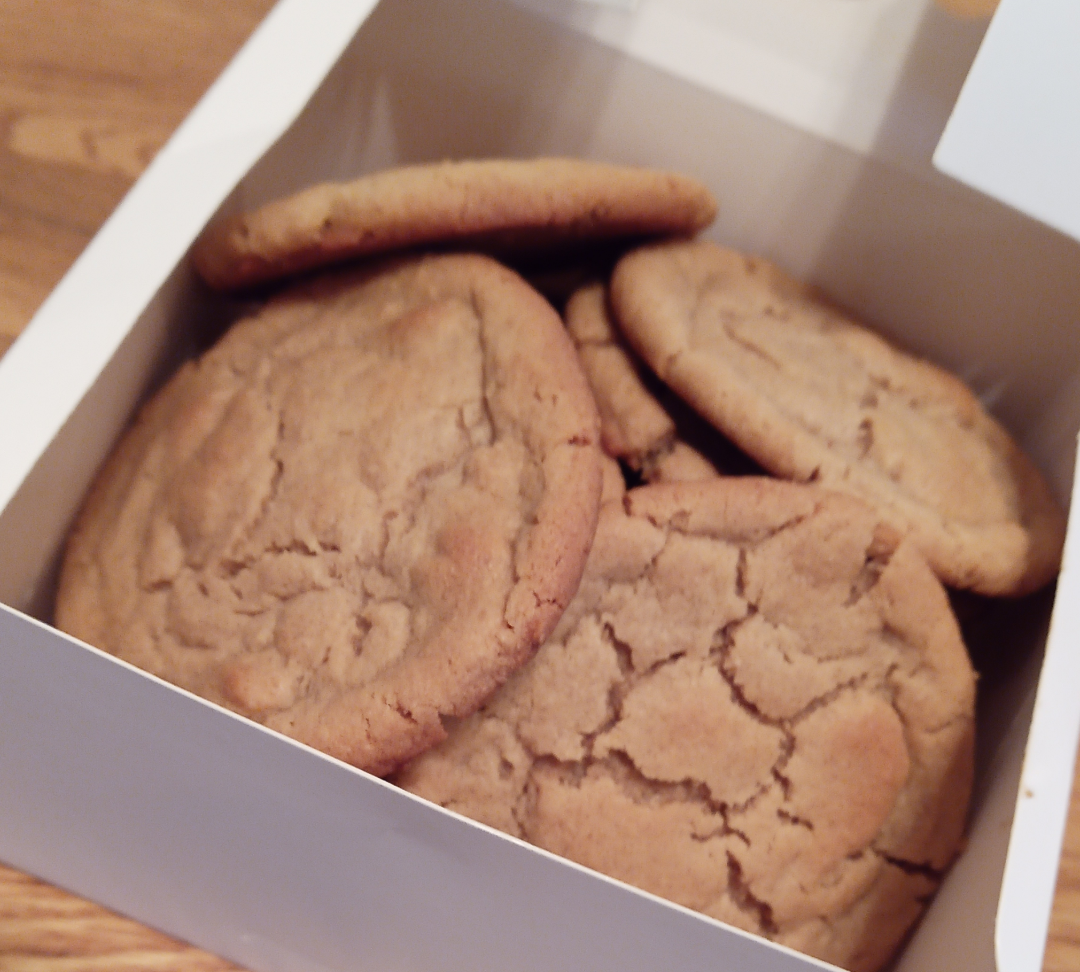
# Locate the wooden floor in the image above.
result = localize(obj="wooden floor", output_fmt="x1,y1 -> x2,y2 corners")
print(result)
0,2 -> 1078,970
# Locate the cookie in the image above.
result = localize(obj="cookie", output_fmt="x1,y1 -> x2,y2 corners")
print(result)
598,452 -> 628,505
609,239 -> 1066,596
647,440 -> 724,484
565,281 -> 720,482
192,158 -> 718,292
397,479 -> 976,972
55,253 -> 603,776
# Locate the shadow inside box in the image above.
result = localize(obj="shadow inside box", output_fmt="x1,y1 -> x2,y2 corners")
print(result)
952,584 -> 1055,814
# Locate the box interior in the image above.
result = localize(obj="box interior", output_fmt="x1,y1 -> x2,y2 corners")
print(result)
509,0 -> 991,161
2,1 -> 1080,970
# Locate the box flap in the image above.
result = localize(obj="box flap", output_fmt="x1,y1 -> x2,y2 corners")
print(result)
934,0 -> 1080,244
508,0 -> 988,161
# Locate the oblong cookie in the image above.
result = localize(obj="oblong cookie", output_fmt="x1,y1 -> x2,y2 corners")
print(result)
565,281 -> 721,482
397,479 -> 976,972
193,158 -> 718,292
609,239 -> 1066,596
566,282 -> 676,466
56,253 -> 603,776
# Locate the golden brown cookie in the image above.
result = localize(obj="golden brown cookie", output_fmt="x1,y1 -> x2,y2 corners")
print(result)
397,479 -> 976,972
56,253 -> 603,776
192,158 -> 718,292
565,281 -> 720,482
609,239 -> 1066,596
598,452 -> 628,505
646,440 -> 723,483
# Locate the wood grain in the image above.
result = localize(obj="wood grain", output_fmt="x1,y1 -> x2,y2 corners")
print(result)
0,2 -> 268,970
1046,752 -> 1080,972
0,0 -> 276,349
0,3 -> 1078,971
0,863 -> 240,971
933,0 -> 1000,18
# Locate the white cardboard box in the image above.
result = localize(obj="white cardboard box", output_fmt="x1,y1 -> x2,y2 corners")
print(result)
2,1 -> 1080,970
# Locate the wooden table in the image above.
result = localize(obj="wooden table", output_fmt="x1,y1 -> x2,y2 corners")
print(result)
0,2 -> 1078,969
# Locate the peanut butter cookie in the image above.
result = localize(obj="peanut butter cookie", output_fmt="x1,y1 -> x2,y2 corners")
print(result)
192,158 -> 718,292
565,281 -> 720,482
56,253 -> 603,776
397,479 -> 976,972
609,239 -> 1065,596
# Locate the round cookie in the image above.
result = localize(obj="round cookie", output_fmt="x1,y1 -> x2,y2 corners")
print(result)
565,281 -> 720,482
396,479 -> 976,972
192,158 -> 718,292
609,239 -> 1066,596
56,253 -> 603,776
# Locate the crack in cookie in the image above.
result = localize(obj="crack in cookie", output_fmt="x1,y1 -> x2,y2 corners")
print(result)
396,478 -> 976,972
609,239 -> 1065,596
55,253 -> 603,777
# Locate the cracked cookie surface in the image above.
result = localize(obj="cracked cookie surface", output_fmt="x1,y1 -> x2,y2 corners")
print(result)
191,158 -> 718,292
396,479 -> 976,972
55,253 -> 603,776
609,239 -> 1065,596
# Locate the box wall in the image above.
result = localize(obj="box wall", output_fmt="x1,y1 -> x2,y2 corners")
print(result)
0,609 -> 831,972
